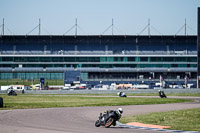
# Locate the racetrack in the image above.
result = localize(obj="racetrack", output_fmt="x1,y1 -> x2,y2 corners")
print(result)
0,96 -> 200,133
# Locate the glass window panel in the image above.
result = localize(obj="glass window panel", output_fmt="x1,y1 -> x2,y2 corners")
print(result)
163,57 -> 174,62
128,57 -> 135,61
40,57 -> 51,62
140,57 -> 148,62
100,57 -> 106,62
64,57 -> 75,62
2,57 -> 13,61
174,57 -> 186,62
188,57 -> 197,62
107,57 -> 113,62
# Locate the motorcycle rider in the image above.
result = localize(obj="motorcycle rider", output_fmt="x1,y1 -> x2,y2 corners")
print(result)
117,91 -> 122,97
158,90 -> 166,98
118,91 -> 127,97
102,108 -> 123,126
7,88 -> 17,96
119,91 -> 122,96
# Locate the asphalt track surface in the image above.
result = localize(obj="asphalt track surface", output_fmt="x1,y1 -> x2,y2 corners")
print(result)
0,96 -> 200,133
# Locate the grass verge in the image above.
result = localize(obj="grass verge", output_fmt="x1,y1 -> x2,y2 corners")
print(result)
0,79 -> 64,86
0,94 -> 190,110
120,108 -> 200,132
25,93 -> 200,97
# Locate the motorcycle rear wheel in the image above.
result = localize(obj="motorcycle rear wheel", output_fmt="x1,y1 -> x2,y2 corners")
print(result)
105,117 -> 114,128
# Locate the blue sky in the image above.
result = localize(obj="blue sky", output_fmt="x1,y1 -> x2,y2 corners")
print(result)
0,0 -> 199,35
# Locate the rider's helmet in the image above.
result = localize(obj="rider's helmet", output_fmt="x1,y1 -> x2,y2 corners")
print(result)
117,108 -> 123,115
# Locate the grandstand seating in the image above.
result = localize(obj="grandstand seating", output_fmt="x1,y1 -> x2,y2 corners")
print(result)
0,36 -> 197,55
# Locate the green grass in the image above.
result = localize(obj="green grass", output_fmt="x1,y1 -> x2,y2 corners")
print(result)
39,93 -> 200,97
120,108 -> 200,132
0,79 -> 64,86
0,94 -> 190,110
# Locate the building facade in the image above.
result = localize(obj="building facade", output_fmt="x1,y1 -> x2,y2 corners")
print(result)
0,35 -> 197,85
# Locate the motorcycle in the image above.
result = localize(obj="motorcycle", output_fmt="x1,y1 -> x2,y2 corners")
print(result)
158,90 -> 167,98
95,110 -> 119,128
117,91 -> 127,97
7,89 -> 17,96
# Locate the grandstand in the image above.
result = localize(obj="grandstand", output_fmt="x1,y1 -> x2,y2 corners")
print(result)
0,35 -> 197,86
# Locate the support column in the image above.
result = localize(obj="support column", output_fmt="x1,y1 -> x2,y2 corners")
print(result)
197,7 -> 200,88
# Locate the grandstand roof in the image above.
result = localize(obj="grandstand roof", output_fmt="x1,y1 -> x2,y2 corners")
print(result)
0,35 -> 197,39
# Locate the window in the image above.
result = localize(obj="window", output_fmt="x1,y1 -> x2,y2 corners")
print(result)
140,57 -> 148,62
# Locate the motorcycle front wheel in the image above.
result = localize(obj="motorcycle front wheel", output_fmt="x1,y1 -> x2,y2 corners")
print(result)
105,117 -> 114,128
95,120 -> 100,127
